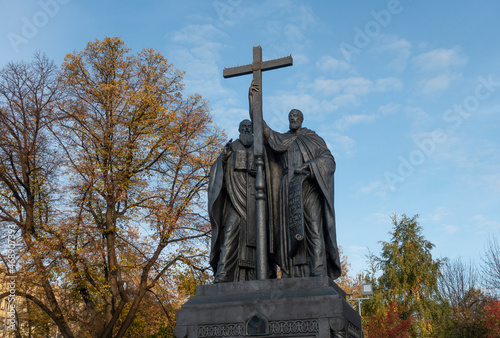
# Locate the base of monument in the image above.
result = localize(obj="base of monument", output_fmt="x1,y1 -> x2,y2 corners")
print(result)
175,276 -> 363,338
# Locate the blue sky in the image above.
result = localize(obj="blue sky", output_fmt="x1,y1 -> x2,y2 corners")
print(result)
1,0 -> 499,277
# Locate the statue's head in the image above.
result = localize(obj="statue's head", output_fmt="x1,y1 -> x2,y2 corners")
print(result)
288,109 -> 303,131
238,119 -> 253,147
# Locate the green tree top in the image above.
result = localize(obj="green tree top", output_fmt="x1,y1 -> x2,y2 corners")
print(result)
378,214 -> 441,302
374,214 -> 443,335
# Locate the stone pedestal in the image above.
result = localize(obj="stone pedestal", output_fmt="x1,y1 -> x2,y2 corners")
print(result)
175,277 -> 363,338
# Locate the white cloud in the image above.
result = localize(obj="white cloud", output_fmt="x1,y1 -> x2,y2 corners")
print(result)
266,92 -> 339,123
404,106 -> 429,125
418,71 -> 462,94
283,23 -> 306,44
365,212 -> 392,225
371,35 -> 412,72
378,102 -> 401,116
310,78 -> 341,95
311,77 -> 373,96
473,214 -> 500,231
168,24 -> 229,98
268,74 -> 401,117
413,47 -> 467,73
482,174 -> 500,193
251,1 -> 318,57
340,77 -> 374,96
264,0 -> 318,30
335,114 -> 377,130
429,206 -> 451,222
292,53 -> 310,66
316,55 -> 351,74
325,132 -> 356,156
412,46 -> 467,94
211,99 -> 248,134
442,224 -> 460,234
375,77 -> 403,92
332,93 -> 362,108
359,182 -> 379,195
309,76 -> 402,110
358,180 -> 395,197
348,245 -> 368,253
171,24 -> 228,45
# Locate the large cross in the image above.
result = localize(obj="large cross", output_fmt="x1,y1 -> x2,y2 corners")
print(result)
223,46 -> 293,280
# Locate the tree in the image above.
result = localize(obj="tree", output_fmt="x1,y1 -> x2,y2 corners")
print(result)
336,245 -> 362,298
0,53 -> 75,336
483,235 -> 500,296
53,37 -> 224,337
484,300 -> 500,338
437,258 -> 491,337
364,301 -> 414,338
0,38 -> 225,338
366,214 -> 442,336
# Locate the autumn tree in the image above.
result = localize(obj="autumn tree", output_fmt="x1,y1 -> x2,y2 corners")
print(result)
364,301 -> 414,338
52,37 -> 224,337
336,245 -> 362,298
436,258 -> 497,337
484,300 -> 500,338
1,38 -> 224,337
0,53 -> 76,336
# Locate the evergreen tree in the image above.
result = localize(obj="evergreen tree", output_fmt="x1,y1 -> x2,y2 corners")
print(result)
365,214 -> 443,336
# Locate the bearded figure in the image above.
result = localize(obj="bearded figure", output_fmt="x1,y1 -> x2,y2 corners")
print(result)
262,108 -> 341,279
208,119 -> 258,282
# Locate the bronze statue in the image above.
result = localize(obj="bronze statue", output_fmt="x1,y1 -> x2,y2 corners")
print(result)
249,84 -> 341,280
176,47 -> 361,338
213,45 -> 341,281
208,120 -> 258,282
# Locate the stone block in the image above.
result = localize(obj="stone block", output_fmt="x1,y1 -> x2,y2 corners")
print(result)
175,277 -> 362,338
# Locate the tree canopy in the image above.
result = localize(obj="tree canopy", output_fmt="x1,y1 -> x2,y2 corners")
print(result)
0,37 -> 224,338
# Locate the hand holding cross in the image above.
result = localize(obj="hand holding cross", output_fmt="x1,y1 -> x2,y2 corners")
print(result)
223,46 -> 292,280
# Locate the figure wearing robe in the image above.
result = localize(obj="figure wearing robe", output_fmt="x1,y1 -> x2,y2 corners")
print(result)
259,109 -> 342,280
208,121 -> 257,282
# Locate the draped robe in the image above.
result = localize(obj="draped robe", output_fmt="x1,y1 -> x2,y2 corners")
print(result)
208,140 -> 257,282
264,124 -> 341,280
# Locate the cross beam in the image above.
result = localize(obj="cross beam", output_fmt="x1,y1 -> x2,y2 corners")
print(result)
223,46 -> 293,280
223,54 -> 293,78
223,47 -> 292,156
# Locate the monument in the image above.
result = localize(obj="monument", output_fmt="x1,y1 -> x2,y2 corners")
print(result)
175,46 -> 363,338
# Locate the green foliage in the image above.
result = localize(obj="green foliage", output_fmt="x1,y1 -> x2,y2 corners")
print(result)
377,214 -> 442,308
362,214 -> 500,337
177,267 -> 211,298
435,288 -> 492,337
364,214 -> 443,336
435,257 -> 498,337
147,322 -> 175,338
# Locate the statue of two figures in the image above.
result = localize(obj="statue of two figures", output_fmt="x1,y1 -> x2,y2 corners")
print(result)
208,83 -> 342,283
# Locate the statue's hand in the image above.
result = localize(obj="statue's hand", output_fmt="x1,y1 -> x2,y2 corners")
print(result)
248,156 -> 258,177
248,167 -> 257,177
294,163 -> 311,177
248,80 -> 259,100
